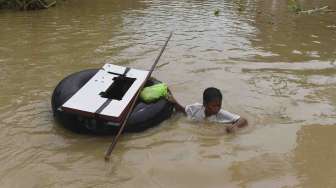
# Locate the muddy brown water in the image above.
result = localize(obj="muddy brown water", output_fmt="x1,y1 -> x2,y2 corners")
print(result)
0,0 -> 335,187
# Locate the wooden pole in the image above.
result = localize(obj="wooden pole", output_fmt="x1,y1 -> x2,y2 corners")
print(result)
104,32 -> 173,161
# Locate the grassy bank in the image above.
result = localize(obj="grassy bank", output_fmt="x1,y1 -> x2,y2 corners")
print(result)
0,0 -> 57,10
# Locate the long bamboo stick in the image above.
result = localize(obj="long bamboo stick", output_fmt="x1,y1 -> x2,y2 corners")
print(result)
104,32 -> 173,161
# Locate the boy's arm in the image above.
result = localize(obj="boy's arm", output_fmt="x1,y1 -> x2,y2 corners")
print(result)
172,100 -> 186,114
167,92 -> 186,114
226,117 -> 248,133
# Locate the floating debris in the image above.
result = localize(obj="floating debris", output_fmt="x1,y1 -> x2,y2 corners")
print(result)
299,6 -> 329,14
288,1 -> 335,15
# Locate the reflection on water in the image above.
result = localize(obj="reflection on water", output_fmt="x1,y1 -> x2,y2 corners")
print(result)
0,0 -> 335,187
251,0 -> 336,62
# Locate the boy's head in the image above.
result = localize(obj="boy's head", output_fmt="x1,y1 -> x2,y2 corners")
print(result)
203,87 -> 222,116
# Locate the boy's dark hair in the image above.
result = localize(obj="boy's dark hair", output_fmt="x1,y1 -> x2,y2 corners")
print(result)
203,87 -> 222,104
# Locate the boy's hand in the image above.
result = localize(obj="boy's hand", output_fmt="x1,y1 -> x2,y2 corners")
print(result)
226,118 -> 248,133
166,88 -> 186,114
226,124 -> 237,133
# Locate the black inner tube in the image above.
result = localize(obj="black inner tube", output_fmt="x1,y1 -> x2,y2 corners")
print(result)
51,69 -> 173,135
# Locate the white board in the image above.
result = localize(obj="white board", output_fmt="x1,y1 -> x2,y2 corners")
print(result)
62,63 -> 149,119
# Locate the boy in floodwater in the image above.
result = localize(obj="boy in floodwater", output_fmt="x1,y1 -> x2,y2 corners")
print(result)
168,87 -> 248,133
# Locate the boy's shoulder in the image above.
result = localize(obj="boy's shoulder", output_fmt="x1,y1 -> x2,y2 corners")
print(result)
186,102 -> 203,108
185,103 -> 203,111
185,103 -> 205,119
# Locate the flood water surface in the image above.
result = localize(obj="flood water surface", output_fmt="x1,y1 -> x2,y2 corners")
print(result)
0,0 -> 336,187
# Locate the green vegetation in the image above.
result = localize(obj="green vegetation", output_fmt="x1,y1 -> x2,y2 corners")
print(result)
288,0 -> 302,13
0,0 -> 57,10
214,9 -> 219,16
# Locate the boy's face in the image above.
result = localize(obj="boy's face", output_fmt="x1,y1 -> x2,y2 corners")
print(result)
204,99 -> 221,116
